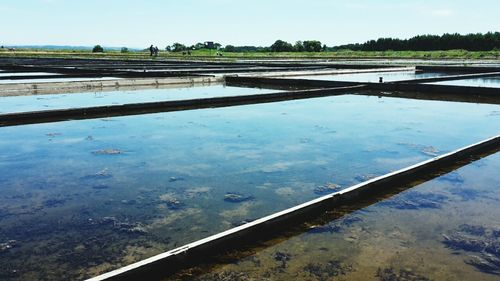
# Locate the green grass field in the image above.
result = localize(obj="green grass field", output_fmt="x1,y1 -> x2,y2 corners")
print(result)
0,48 -> 499,60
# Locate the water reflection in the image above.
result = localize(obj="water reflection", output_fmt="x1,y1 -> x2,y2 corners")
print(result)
0,72 -> 61,77
288,71 -> 448,82
429,76 -> 500,88
0,77 -> 120,85
0,85 -> 279,114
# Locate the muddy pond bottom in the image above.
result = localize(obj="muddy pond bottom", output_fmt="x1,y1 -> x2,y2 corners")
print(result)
169,152 -> 500,281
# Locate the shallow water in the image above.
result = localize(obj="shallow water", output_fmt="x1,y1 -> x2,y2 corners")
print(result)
0,77 -> 120,84
0,72 -> 61,77
176,152 -> 500,281
289,71 -> 448,82
0,94 -> 499,280
429,76 -> 500,88
0,85 -> 278,114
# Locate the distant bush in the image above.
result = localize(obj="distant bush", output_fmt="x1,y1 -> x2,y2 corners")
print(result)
92,45 -> 104,53
121,47 -> 129,53
224,45 -> 236,52
171,43 -> 187,52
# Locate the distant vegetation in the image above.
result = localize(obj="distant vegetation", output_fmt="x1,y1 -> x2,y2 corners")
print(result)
221,32 -> 500,53
92,45 -> 104,53
167,42 -> 222,52
169,32 -> 499,53
334,32 -> 500,51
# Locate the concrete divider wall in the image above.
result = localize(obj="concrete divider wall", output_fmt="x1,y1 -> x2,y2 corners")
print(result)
417,65 -> 500,73
225,76 -> 360,89
0,77 -> 223,96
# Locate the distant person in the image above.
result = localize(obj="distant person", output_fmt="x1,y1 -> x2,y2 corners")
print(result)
149,45 -> 154,56
154,46 -> 159,56
379,77 -> 383,83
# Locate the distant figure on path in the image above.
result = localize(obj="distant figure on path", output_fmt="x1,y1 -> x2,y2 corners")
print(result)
154,46 -> 159,56
149,45 -> 154,56
379,77 -> 383,83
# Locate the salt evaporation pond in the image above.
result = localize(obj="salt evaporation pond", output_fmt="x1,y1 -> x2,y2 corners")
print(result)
176,152 -> 500,281
429,76 -> 500,88
0,94 -> 499,280
289,71 -> 448,82
0,72 -> 61,77
0,77 -> 121,84
0,85 -> 279,114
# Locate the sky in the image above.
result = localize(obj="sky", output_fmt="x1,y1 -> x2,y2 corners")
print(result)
1,0 -> 499,48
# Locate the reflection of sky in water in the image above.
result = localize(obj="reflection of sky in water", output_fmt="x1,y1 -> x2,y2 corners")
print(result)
0,72 -> 61,77
289,71 -> 448,82
0,85 -> 279,114
0,77 -> 120,84
184,152 -> 500,281
0,94 -> 499,280
429,76 -> 500,88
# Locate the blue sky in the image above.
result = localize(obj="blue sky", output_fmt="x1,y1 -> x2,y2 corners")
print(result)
1,0 -> 499,48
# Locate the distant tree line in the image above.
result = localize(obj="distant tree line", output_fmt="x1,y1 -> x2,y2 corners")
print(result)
333,32 -> 500,51
88,32 -> 499,54
166,42 -> 222,52
222,40 -> 326,53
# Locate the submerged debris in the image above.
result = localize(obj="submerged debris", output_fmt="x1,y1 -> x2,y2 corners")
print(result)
448,187 -> 482,201
92,184 -> 110,190
224,193 -> 254,203
304,260 -> 353,280
45,133 -> 62,137
168,176 -> 185,183
438,172 -> 465,185
379,192 -> 447,210
91,217 -> 147,234
159,193 -> 183,210
43,198 -> 66,208
274,251 -> 292,268
314,182 -> 341,195
442,224 -> 500,274
376,267 -> 430,281
185,187 -> 211,199
421,146 -> 440,157
398,142 -> 440,157
308,215 -> 363,234
466,254 -> 500,275
196,271 -> 251,281
92,149 -> 123,155
355,174 -> 377,182
0,240 -> 17,253
80,168 -> 113,180
459,224 -> 487,236
231,218 -> 255,227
